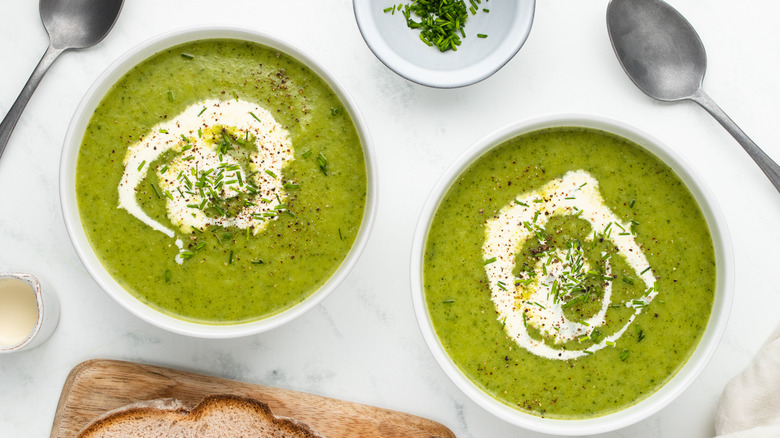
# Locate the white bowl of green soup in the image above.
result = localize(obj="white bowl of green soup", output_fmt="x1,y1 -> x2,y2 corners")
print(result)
61,27 -> 376,338
411,114 -> 732,434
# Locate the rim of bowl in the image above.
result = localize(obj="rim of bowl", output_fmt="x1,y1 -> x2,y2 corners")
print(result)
352,0 -> 536,88
410,113 -> 733,435
60,26 -> 378,339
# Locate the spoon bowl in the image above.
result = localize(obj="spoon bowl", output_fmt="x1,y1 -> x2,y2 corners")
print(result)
607,0 -> 705,101
41,0 -> 124,49
0,0 -> 124,161
607,0 -> 780,192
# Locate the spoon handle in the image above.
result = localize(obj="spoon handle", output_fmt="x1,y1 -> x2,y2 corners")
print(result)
692,90 -> 780,193
0,44 -> 64,161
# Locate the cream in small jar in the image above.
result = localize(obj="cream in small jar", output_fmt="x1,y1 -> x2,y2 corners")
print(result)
0,277 -> 38,347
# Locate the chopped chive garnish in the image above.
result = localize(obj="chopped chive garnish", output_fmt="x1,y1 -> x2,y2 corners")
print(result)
150,183 -> 161,199
317,153 -> 328,175
637,326 -> 646,342
443,299 -> 455,304
338,228 -> 344,240
137,160 -> 146,171
265,169 -> 277,178
477,33 -> 487,38
181,53 -> 194,59
562,294 -> 584,309
515,200 -> 529,207
606,341 -> 616,347
249,112 -> 262,123
629,199 -> 636,208
387,0 -> 488,52
484,257 -> 497,265
302,150 -> 312,159
159,129 -> 168,134
640,266 -> 651,275
251,259 -> 264,265
501,316 -> 507,329
619,350 -> 630,361
622,276 -> 635,285
167,90 -> 174,101
164,269 -> 171,283
284,182 -> 300,189
583,350 -> 594,355
198,107 -> 207,117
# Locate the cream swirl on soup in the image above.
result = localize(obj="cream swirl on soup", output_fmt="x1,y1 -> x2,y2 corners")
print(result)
118,99 -> 293,240
483,170 -> 657,360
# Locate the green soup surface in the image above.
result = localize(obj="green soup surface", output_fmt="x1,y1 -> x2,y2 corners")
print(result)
423,127 -> 715,418
77,39 -> 367,324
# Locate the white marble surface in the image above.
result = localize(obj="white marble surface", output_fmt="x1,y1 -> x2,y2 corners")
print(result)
1,1 -> 779,437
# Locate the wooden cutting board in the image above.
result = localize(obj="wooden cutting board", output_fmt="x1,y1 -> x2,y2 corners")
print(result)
50,359 -> 455,438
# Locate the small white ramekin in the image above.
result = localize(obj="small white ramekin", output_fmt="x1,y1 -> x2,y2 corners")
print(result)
353,0 -> 536,88
0,272 -> 59,353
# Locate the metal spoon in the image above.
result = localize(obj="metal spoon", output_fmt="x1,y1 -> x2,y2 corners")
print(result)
0,0 -> 124,160
606,0 -> 780,193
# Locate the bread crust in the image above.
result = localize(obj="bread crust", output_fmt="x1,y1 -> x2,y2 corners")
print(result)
75,394 -> 324,437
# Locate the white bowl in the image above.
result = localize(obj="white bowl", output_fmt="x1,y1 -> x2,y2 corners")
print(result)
353,0 -> 536,88
60,27 -> 377,339
410,114 -> 733,435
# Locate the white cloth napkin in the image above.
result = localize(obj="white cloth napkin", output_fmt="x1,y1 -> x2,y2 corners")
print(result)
715,323 -> 780,437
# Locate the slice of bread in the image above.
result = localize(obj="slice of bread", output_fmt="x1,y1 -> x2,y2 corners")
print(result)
75,394 -> 324,437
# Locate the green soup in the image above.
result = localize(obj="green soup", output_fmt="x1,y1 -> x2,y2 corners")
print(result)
423,127 -> 715,418
76,39 -> 367,324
